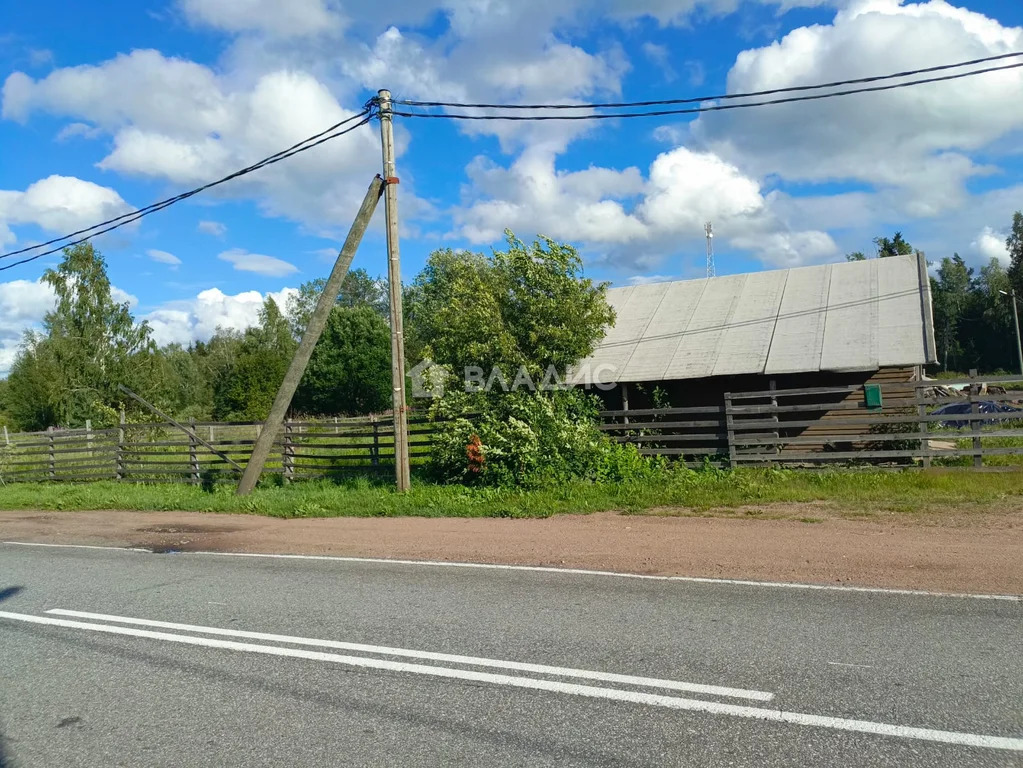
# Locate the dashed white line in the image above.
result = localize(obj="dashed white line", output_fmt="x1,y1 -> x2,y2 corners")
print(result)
1,609 -> 1020,752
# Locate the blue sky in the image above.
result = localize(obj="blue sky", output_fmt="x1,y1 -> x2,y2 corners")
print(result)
1,0 -> 1022,372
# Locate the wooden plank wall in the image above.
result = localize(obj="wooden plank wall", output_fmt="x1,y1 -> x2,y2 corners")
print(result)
780,366 -> 918,453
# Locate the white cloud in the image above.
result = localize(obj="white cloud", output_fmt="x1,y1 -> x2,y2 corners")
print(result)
197,220 -> 226,237
0,278 -> 136,374
111,287 -> 139,308
179,0 -> 343,38
626,274 -> 676,285
55,122 -> 101,141
689,0 -> 1023,216
147,249 -> 182,267
28,48 -> 54,68
454,149 -> 647,245
218,248 -> 298,277
144,286 -> 298,347
972,227 -> 1010,265
0,278 -> 55,374
0,175 -> 131,246
454,145 -> 836,269
2,53 -> 387,233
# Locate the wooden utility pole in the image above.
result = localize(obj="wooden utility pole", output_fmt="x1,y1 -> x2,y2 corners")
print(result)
236,175 -> 385,495
378,89 -> 412,492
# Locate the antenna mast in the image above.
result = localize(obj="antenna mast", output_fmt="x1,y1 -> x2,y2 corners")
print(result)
705,221 -> 715,278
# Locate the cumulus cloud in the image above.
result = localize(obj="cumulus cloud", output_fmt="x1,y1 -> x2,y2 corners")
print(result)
198,220 -> 226,237
0,278 -> 136,374
0,276 -> 291,373
972,226 -> 1010,265
0,175 -> 131,247
179,0 -> 343,38
454,145 -> 836,268
690,0 -> 1023,216
218,248 -> 298,277
0,280 -> 55,372
144,286 -> 298,347
147,249 -> 182,267
2,52 -> 388,232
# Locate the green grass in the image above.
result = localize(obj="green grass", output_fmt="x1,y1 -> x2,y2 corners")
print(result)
2,466 -> 1022,519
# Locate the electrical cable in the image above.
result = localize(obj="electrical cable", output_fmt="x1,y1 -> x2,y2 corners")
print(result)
392,60 -> 1023,121
394,50 -> 1023,110
0,109 -> 373,267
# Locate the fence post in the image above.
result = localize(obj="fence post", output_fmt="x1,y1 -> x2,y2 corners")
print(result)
2,425 -> 8,446
769,379 -> 780,458
371,416 -> 380,468
85,419 -> 92,461
724,392 -> 736,470
917,380 -> 931,469
116,410 -> 126,481
621,382 -> 630,426
189,418 -> 200,485
969,368 -> 982,468
47,431 -> 56,481
283,419 -> 295,483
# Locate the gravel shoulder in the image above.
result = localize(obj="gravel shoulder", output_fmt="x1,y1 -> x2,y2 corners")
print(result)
1,505 -> 1020,595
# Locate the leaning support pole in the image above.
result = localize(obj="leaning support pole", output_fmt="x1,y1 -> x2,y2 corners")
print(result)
236,175 -> 385,495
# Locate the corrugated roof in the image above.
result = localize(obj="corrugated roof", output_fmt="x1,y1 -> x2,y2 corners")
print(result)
573,252 -> 937,384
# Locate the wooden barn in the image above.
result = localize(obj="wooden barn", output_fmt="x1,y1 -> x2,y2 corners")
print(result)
573,252 -> 938,461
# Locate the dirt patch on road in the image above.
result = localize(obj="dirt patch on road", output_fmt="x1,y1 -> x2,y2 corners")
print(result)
1,506 -> 1020,595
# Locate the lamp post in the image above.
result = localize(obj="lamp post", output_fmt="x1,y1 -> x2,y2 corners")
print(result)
999,289 -> 1023,376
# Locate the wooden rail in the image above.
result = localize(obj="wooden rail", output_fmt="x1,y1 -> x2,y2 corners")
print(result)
0,416 -> 442,485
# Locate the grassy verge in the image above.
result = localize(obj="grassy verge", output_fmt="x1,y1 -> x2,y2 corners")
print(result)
1,467 -> 1022,519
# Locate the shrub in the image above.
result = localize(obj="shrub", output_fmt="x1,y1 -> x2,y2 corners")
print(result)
427,388 -> 657,488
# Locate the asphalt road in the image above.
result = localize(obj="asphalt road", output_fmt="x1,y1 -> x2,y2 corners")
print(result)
0,542 -> 1020,767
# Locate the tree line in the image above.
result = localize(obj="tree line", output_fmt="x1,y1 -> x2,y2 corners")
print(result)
0,234 -> 613,434
2,214 -> 1022,433
843,213 -> 1023,375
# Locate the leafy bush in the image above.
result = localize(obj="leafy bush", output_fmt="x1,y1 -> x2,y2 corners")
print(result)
427,388 -> 657,488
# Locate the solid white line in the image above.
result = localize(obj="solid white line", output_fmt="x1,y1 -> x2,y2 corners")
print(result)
4,540 -> 1020,601
44,609 -> 771,702
2,541 -> 151,553
2,610 -> 1019,752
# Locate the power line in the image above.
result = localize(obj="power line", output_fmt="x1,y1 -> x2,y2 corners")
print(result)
0,109 -> 373,269
394,51 -> 1023,111
392,60 -> 1023,121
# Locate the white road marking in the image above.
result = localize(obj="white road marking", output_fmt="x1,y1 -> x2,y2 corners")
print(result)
3,541 -> 151,553
4,540 -> 1021,601
45,609 -> 770,701
2,610 -> 1020,752
827,662 -> 876,669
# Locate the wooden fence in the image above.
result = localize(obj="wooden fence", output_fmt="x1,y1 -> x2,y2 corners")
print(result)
599,405 -> 728,466
724,371 -> 1023,468
4,371 -> 1023,483
0,415 -> 438,484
